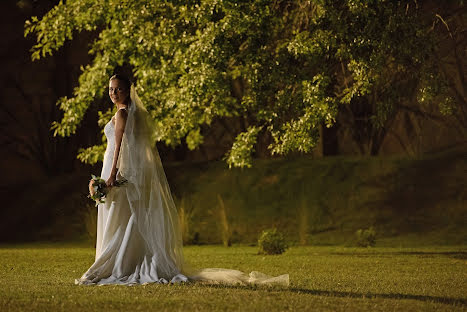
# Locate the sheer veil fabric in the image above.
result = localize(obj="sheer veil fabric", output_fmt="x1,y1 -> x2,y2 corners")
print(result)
75,86 -> 289,287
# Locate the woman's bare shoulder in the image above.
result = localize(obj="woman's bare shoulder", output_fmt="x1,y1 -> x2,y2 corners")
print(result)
116,107 -> 128,119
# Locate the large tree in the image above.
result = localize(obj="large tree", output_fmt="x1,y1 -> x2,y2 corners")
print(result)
25,0 -> 457,167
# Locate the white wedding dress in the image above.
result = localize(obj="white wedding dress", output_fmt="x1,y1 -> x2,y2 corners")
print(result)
75,87 -> 289,287
75,114 -> 188,285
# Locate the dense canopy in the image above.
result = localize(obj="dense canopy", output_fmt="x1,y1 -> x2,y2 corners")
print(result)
25,0 -> 453,167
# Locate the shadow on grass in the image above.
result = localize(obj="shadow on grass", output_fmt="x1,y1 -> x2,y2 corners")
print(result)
329,251 -> 467,259
287,288 -> 466,307
192,283 -> 466,307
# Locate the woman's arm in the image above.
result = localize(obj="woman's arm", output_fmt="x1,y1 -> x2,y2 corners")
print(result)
106,108 -> 128,187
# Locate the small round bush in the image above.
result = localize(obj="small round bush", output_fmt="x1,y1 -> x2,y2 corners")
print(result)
258,228 -> 288,255
356,226 -> 376,247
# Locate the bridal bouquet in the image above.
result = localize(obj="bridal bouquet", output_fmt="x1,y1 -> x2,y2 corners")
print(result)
88,174 -> 127,206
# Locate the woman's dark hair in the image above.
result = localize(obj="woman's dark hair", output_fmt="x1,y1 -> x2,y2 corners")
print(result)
109,74 -> 131,90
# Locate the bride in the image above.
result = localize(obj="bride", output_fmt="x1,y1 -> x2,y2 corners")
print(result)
75,74 -> 289,286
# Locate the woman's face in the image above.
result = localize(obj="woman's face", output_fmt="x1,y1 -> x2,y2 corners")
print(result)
109,79 -> 129,105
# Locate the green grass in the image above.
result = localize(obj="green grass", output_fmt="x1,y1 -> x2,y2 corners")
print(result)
1,244 -> 466,311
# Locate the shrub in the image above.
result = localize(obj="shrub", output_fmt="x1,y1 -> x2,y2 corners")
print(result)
258,228 -> 288,255
356,226 -> 376,247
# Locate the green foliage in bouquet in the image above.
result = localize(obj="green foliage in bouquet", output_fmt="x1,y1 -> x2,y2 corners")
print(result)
356,226 -> 377,247
258,228 -> 288,255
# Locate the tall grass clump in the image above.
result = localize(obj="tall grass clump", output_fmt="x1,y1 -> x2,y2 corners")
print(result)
177,195 -> 197,245
298,189 -> 309,245
217,194 -> 232,247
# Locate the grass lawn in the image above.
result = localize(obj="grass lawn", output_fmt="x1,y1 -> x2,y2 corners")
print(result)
0,244 -> 465,311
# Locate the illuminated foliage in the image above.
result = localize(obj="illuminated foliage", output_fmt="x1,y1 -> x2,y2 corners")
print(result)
25,0 -> 449,167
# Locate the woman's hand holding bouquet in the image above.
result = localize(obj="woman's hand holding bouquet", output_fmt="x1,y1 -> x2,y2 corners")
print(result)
88,174 -> 127,206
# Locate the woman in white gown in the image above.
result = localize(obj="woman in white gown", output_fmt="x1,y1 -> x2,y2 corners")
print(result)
75,75 -> 289,286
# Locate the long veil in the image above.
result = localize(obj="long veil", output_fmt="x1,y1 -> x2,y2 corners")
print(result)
117,85 -> 185,279
118,86 -> 289,287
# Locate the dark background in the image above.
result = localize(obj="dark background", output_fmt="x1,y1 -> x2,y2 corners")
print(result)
0,0 -> 465,242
